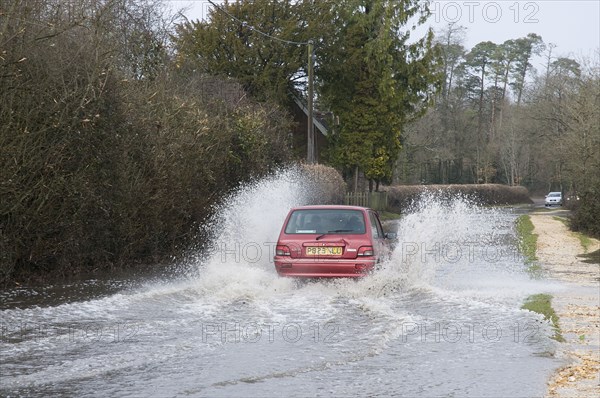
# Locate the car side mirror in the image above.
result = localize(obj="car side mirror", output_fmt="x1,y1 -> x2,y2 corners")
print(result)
385,232 -> 397,240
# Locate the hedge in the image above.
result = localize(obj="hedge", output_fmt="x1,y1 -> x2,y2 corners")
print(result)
386,184 -> 532,213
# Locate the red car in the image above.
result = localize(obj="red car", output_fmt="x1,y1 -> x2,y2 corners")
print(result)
274,205 -> 395,278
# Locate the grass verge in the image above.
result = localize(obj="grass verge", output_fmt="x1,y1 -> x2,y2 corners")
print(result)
516,216 -> 564,341
515,215 -> 540,274
521,294 -> 565,342
578,235 -> 593,253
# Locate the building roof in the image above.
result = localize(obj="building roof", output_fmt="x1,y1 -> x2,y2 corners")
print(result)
291,94 -> 329,137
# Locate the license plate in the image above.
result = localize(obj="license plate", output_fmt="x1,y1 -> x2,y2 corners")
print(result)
306,246 -> 342,256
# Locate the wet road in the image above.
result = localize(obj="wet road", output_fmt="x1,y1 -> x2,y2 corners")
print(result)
1,172 -> 565,397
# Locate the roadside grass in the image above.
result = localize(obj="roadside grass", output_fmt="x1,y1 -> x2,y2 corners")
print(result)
577,234 -> 593,253
553,216 -> 569,227
516,215 -> 565,342
515,215 -> 540,274
521,294 -> 565,342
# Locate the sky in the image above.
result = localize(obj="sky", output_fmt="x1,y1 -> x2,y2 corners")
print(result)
421,1 -> 600,60
169,0 -> 600,69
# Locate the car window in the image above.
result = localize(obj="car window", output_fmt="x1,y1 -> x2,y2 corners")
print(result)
284,209 -> 366,234
368,211 -> 384,239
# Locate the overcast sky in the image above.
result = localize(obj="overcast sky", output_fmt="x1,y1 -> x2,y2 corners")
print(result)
171,0 -> 600,68
422,1 -> 599,58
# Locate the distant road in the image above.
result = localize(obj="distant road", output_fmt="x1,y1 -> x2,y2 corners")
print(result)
531,197 -> 545,208
530,196 -> 572,217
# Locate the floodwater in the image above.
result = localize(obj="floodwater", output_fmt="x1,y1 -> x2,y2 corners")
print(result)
1,170 -> 564,397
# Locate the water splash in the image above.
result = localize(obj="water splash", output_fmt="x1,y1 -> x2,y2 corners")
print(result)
182,177 -> 561,305
375,192 -> 560,304
185,167 -> 313,300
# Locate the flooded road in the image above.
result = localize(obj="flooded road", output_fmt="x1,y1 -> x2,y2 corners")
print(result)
1,171 -> 564,397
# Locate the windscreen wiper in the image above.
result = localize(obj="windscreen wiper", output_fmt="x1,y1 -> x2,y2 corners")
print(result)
316,230 -> 353,240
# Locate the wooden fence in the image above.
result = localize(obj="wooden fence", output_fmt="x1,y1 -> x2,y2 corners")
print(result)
344,191 -> 388,211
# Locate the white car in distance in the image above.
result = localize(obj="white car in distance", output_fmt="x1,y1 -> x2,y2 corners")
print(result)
545,192 -> 563,207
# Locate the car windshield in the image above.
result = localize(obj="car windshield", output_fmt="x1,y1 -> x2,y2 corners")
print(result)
284,209 -> 366,234
548,192 -> 561,197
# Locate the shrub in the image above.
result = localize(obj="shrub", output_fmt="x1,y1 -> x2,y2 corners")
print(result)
0,1 -> 293,283
570,189 -> 600,239
299,164 -> 347,205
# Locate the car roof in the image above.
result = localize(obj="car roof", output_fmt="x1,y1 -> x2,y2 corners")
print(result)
288,205 -> 372,212
548,192 -> 561,194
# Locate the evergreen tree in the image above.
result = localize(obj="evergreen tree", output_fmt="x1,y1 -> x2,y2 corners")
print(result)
316,0 -> 440,190
175,0 -> 306,103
